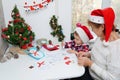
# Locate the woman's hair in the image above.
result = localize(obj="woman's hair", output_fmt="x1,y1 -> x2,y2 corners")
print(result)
115,28 -> 120,34
88,20 -> 116,34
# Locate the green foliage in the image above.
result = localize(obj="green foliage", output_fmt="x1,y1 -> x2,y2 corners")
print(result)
1,5 -> 35,48
49,15 -> 65,42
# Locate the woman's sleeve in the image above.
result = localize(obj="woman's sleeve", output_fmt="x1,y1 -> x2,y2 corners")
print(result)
90,63 -> 116,80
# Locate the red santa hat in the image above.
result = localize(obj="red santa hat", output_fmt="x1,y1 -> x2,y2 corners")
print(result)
88,7 -> 115,42
75,23 -> 93,43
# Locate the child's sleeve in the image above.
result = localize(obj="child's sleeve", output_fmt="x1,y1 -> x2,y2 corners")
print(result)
82,44 -> 89,52
64,41 -> 75,49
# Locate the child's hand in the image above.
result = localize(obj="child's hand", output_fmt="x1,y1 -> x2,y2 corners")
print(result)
61,41 -> 65,48
67,49 -> 77,54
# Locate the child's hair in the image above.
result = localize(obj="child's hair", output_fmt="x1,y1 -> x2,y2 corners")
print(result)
70,31 -> 79,40
74,31 -> 79,37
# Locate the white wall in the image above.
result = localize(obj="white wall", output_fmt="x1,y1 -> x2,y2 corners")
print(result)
0,0 -> 8,59
102,0 -> 111,8
58,0 -> 72,41
2,0 -> 72,44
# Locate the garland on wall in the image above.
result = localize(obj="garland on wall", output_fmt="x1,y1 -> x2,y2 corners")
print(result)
24,0 -> 53,12
49,15 -> 65,42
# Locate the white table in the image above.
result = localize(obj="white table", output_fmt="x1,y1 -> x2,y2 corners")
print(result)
0,47 -> 85,80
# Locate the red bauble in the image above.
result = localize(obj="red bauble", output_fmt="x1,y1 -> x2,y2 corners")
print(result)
21,44 -> 28,49
19,28 -> 24,33
27,26 -> 31,31
15,32 -> 19,34
23,37 -> 27,40
28,43 -> 33,47
13,19 -> 21,23
1,34 -> 8,39
30,36 -> 33,39
16,13 -> 20,17
2,28 -> 8,32
47,0 -> 51,3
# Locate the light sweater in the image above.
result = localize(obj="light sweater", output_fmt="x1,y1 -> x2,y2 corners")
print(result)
90,38 -> 120,80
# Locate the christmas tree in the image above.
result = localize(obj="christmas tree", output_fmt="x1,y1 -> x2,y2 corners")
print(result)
1,5 -> 35,49
49,15 -> 65,42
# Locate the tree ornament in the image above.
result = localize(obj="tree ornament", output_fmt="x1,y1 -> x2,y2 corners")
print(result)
49,15 -> 65,42
7,35 -> 10,38
19,34 -> 22,36
21,44 -> 28,49
28,43 -> 33,47
1,5 -> 35,49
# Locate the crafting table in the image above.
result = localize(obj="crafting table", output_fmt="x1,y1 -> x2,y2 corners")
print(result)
0,47 -> 85,80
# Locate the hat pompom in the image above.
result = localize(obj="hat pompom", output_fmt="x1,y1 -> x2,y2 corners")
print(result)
103,40 -> 109,47
76,22 -> 82,27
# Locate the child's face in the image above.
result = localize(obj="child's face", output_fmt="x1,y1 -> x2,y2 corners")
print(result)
74,33 -> 83,45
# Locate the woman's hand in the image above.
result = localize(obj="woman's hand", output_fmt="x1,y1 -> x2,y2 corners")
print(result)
78,56 -> 93,67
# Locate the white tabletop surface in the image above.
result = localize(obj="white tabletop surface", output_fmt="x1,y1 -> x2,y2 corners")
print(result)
0,47 -> 85,80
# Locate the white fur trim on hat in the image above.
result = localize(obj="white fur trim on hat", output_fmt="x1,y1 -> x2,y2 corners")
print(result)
75,28 -> 89,43
89,15 -> 104,24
